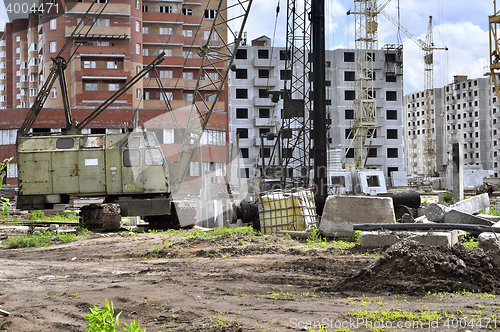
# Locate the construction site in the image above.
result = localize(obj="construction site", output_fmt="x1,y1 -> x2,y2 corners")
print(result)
2,0 -> 500,331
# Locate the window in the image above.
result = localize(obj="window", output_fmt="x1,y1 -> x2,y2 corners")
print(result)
280,50 -> 290,61
236,49 -> 247,59
109,83 -> 120,91
258,69 -> 270,78
345,128 -> 353,139
182,8 -> 193,15
159,27 -> 172,35
85,83 -> 98,91
16,36 -> 20,42
240,148 -> 249,158
387,129 -> 398,139
136,0 -> 140,9
50,19 -> 57,30
135,20 -> 140,32
259,89 -> 269,98
236,108 -> 248,118
94,19 -> 110,27
56,138 -> 74,149
368,148 -> 377,157
50,41 -> 57,53
260,148 -> 271,158
345,109 -> 354,119
280,70 -> 292,80
259,108 -> 270,118
182,30 -> 193,37
344,71 -> 355,81
143,48 -> 149,56
142,5 -> 148,12
159,70 -> 173,78
346,148 -> 354,158
258,49 -> 269,59
344,52 -> 355,62
50,87 -> 57,99
183,93 -> 193,101
143,91 -> 150,100
386,110 -> 397,120
123,150 -> 140,167
136,88 -> 141,99
136,43 -> 141,54
386,75 -> 397,82
107,61 -> 118,69
387,148 -> 398,158
160,5 -> 172,13
386,91 -> 397,101
235,69 -> 247,79
345,90 -> 355,100
182,72 -> 194,80
236,128 -> 248,138
145,149 -> 164,166
204,9 -> 217,18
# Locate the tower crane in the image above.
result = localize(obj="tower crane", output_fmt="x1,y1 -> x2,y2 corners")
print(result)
382,13 -> 447,177
488,0 -> 500,102
344,0 -> 392,170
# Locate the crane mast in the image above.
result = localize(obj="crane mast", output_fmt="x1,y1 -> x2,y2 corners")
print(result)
344,0 -> 390,170
422,17 -> 436,177
489,0 -> 500,102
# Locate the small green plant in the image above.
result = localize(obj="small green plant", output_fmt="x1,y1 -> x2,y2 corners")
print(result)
478,207 -> 500,216
28,210 -> 45,220
85,298 -> 146,332
307,226 -> 324,245
458,232 -> 478,250
0,157 -> 13,215
443,191 -> 454,203
348,230 -> 360,243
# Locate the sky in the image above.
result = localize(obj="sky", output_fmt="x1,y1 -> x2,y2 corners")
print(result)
0,0 -> 493,95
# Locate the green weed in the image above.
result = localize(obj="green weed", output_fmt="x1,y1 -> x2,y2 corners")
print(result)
443,191 -> 454,203
85,298 -> 146,332
5,229 -> 90,248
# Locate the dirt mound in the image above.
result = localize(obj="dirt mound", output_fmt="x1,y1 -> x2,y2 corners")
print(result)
333,239 -> 500,295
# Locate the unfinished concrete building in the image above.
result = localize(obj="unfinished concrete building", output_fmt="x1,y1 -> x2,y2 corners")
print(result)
229,38 -> 406,187
404,75 -> 498,178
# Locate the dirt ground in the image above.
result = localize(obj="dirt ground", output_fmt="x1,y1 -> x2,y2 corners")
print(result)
1,226 -> 500,332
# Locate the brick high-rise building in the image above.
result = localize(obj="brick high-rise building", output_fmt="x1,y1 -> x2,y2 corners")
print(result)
0,0 -> 230,187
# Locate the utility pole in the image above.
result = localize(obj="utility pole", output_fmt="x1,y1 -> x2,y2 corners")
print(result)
312,0 -> 327,215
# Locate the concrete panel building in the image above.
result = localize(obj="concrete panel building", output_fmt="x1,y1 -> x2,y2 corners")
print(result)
229,38 -> 406,185
404,75 -> 499,178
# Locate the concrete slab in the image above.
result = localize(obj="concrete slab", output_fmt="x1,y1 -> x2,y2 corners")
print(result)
319,195 -> 395,238
354,170 -> 388,195
444,209 -> 492,225
359,230 -> 458,247
478,232 -> 500,251
390,171 -> 408,187
327,170 -> 352,194
451,193 -> 490,214
425,203 -> 451,222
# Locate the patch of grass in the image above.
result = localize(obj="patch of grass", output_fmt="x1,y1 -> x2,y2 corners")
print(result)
163,226 -> 256,239
458,232 -> 478,250
478,207 -> 500,216
443,191 -> 454,203
4,229 -> 90,248
150,241 -> 176,252
85,298 -> 146,332
27,210 -> 45,220
348,308 -> 452,324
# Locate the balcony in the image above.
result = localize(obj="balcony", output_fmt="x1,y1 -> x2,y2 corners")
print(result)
254,117 -> 277,127
66,3 -> 131,16
65,26 -> 130,39
253,96 -> 275,107
253,77 -> 279,87
252,58 -> 277,67
143,34 -> 184,45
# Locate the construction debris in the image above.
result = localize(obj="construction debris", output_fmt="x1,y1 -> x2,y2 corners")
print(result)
444,209 -> 492,225
426,193 -> 490,223
478,232 -> 500,251
0,308 -> 9,317
359,230 -> 458,248
319,195 -> 395,237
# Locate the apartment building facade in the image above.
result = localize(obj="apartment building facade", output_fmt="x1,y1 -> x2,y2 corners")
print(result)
0,0 -> 230,187
229,38 -> 406,184
404,75 -> 499,178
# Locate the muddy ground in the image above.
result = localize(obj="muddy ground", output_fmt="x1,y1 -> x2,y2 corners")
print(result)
1,226 -> 500,332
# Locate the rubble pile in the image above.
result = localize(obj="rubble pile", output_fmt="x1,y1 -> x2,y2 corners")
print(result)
335,239 -> 500,294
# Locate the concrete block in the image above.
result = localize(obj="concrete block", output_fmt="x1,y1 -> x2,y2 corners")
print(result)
425,203 -> 451,222
478,214 -> 500,224
354,170 -> 387,195
390,171 -> 408,187
414,215 -> 431,223
319,195 -> 395,238
359,230 -> 458,247
444,209 -> 492,225
327,170 -> 352,194
451,193 -> 490,214
478,232 -> 500,251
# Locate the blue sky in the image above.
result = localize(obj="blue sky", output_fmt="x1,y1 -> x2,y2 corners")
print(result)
0,0 -> 493,94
